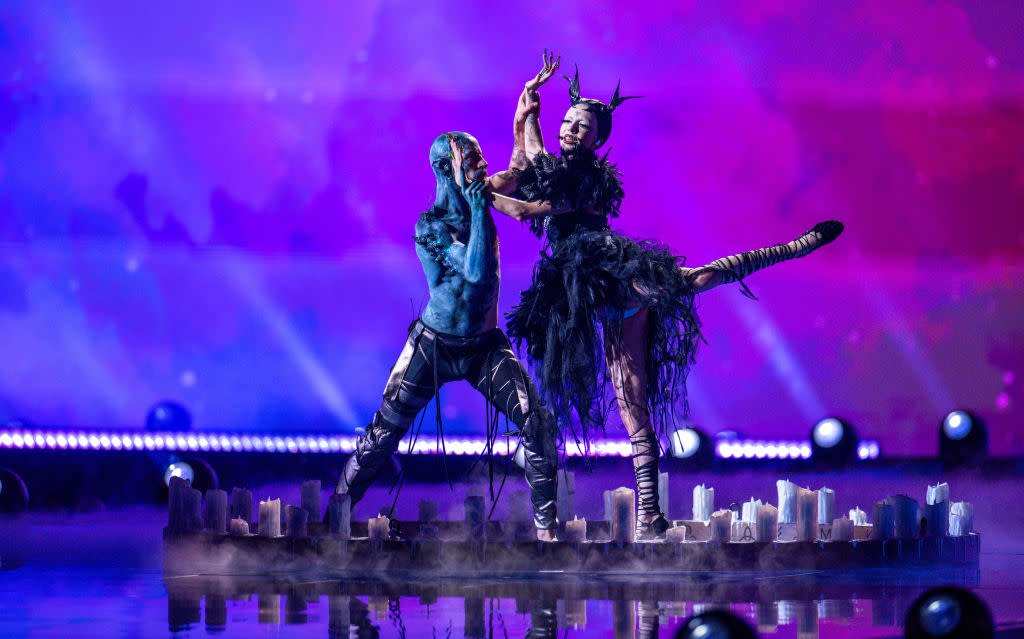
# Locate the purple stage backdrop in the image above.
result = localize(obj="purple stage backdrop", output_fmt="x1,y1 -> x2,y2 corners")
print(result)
1,1 -> 1022,456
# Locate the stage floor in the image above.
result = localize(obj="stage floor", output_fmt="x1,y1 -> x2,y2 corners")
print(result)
1,468 -> 1023,637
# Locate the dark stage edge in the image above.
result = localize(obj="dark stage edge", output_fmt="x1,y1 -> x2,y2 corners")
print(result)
163,527 -> 980,577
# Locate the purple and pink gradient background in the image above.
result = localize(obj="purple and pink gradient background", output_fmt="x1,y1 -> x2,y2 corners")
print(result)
1,1 -> 1022,456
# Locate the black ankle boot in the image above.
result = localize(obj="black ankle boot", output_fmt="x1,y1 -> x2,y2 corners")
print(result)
635,513 -> 670,541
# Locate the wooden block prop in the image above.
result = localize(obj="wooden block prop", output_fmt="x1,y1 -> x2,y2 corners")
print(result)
204,489 -> 228,534
556,469 -> 576,524
285,505 -> 308,538
464,495 -> 486,540
731,519 -> 757,542
818,487 -> 835,525
300,480 -> 321,524
854,524 -> 873,540
229,518 -> 250,536
666,526 -> 688,543
777,523 -> 797,542
611,487 -> 635,543
831,516 -> 854,542
368,516 -> 390,541
710,509 -> 733,542
328,494 -> 351,539
796,488 -> 818,541
886,495 -> 919,539
693,484 -> 714,522
658,472 -> 669,517
230,488 -> 253,527
732,497 -> 760,542
757,504 -> 778,542
678,520 -> 710,541
848,507 -> 867,526
949,501 -> 973,536
871,502 -> 895,540
925,483 -> 950,537
564,517 -> 587,543
258,499 -> 282,537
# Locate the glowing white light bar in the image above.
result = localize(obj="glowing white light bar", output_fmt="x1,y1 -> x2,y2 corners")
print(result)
0,428 -> 882,461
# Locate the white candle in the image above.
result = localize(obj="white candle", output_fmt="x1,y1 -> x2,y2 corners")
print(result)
230,487 -> 253,527
328,494 -> 351,539
777,480 -> 797,524
817,487 -> 835,525
887,495 -> 919,539
871,502 -> 894,540
757,504 -> 778,542
368,515 -> 390,541
564,516 -> 587,543
285,504 -> 308,538
848,507 -> 867,526
831,516 -> 853,542
612,487 -> 635,543
693,484 -> 714,522
204,489 -> 228,534
258,498 -> 282,537
796,488 -> 818,541
300,480 -> 321,524
710,509 -> 732,542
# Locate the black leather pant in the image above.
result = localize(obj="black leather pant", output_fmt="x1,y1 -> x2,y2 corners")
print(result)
336,321 -> 558,529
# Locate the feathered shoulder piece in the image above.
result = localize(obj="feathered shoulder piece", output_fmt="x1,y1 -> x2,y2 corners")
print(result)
512,149 -> 624,238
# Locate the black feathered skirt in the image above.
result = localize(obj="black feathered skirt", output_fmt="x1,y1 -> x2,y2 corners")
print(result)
506,230 -> 702,441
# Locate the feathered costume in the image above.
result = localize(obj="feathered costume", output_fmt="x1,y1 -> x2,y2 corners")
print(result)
505,146 -> 702,443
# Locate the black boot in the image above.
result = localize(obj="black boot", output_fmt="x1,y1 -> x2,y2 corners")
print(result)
521,410 -> 558,531
334,414 -> 403,505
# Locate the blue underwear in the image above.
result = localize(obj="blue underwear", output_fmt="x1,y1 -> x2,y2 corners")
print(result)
602,306 -> 641,321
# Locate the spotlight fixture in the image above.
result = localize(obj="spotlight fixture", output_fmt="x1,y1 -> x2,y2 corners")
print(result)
146,400 -> 193,432
904,586 -> 993,639
0,467 -> 30,513
810,417 -> 859,466
675,610 -> 757,639
670,426 -> 714,467
163,456 -> 219,493
939,410 -> 987,467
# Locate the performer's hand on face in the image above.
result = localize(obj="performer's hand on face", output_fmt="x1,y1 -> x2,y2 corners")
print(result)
448,135 -> 489,188
523,49 -> 560,113
461,177 -> 488,213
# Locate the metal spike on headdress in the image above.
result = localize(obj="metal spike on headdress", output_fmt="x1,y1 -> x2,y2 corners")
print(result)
608,80 -> 642,111
563,65 -> 582,105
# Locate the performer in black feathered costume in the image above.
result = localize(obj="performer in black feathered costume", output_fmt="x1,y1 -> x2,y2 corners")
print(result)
484,51 -> 844,540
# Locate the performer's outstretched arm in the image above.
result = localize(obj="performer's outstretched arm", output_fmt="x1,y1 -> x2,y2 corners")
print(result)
488,191 -> 571,221
682,221 -> 844,294
488,51 -> 559,196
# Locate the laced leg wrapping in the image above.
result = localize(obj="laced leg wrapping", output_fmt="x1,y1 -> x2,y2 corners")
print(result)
701,220 -> 844,293
630,430 -> 661,519
336,412 -> 406,506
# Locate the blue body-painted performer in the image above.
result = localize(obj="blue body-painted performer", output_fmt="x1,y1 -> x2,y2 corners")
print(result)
485,52 -> 844,540
335,132 -> 559,540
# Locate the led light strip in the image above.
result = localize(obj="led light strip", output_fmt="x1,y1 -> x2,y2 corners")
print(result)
0,429 -> 879,460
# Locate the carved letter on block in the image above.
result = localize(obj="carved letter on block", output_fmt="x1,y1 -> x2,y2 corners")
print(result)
853,525 -> 873,540
777,522 -> 797,542
679,520 -> 710,542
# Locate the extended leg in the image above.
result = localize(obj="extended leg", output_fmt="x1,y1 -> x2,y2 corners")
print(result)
604,308 -> 670,540
468,335 -> 558,533
685,220 -> 844,294
336,326 -> 438,507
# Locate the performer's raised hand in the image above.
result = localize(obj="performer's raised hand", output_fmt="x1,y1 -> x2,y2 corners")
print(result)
522,49 -> 560,113
461,178 -> 488,213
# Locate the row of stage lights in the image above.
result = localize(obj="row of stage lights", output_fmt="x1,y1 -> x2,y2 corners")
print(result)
0,409 -> 985,466
0,427 -> 880,462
